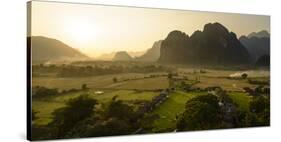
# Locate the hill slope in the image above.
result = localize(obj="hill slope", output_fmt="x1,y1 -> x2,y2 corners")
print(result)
29,36 -> 89,63
136,40 -> 162,62
112,51 -> 133,61
256,54 -> 270,67
239,30 -> 270,63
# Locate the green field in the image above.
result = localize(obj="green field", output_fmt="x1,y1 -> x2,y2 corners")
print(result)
151,91 -> 207,132
32,73 -> 168,91
32,101 -> 65,125
32,64 -> 267,131
228,92 -> 252,111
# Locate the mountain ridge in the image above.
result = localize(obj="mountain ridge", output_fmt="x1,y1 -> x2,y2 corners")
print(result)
135,40 -> 162,62
112,51 -> 133,61
29,36 -> 89,63
158,22 -> 250,65
239,30 -> 270,63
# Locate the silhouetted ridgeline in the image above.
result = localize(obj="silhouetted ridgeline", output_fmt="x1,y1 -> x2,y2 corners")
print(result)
28,24 -> 270,66
247,30 -> 270,38
158,22 -> 250,65
28,36 -> 89,63
113,51 -> 133,61
239,30 -> 270,63
136,40 -> 163,62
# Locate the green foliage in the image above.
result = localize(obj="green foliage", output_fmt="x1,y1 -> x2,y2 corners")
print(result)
241,73 -> 248,79
248,78 -> 269,85
138,113 -> 159,132
63,115 -> 133,138
104,96 -> 136,121
32,86 -> 59,98
31,125 -> 53,140
50,94 -> 98,138
32,109 -> 38,121
237,96 -> 270,127
152,91 -> 206,132
81,84 -> 88,90
250,96 -> 270,113
88,118 -> 133,137
177,94 -> 221,131
65,96 -> 140,138
188,94 -> 220,108
112,77 -> 117,83
30,62 -> 270,139
228,92 -> 251,111
248,96 -> 270,126
33,63 -> 170,78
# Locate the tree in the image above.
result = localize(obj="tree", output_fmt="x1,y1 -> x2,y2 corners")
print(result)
250,96 -> 270,114
112,77 -> 117,83
32,86 -> 59,98
50,94 -> 98,138
240,96 -> 270,127
104,96 -> 136,121
32,109 -> 38,121
66,96 -> 140,138
81,84 -> 88,90
87,118 -> 133,137
241,73 -> 248,79
177,94 -> 221,131
167,72 -> 174,89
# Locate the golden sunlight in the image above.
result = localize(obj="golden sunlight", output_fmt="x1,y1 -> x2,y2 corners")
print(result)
64,19 -> 97,46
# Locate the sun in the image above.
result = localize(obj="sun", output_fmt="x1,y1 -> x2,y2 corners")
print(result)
65,19 -> 97,45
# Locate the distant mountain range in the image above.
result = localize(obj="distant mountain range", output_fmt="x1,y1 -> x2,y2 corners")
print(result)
109,40 -> 162,62
135,40 -> 162,62
97,52 -> 116,61
247,30 -> 270,38
112,51 -> 133,61
107,28 -> 270,65
28,36 -> 89,63
239,30 -> 270,63
97,51 -> 145,61
158,22 -> 250,65
29,25 -> 270,66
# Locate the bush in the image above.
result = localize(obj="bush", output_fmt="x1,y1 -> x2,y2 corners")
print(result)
112,77 -> 117,83
66,96 -> 140,138
177,95 -> 221,131
50,94 -> 98,138
32,86 -> 59,98
241,73 -> 248,79
81,84 -> 88,90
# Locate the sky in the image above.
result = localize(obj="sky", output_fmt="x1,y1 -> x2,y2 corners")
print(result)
30,1 -> 270,57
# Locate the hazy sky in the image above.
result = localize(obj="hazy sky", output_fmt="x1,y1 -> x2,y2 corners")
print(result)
31,1 -> 270,57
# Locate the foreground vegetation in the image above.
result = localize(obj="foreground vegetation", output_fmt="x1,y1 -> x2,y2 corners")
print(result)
31,62 -> 270,140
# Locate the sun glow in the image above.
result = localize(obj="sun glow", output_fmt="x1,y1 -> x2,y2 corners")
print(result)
64,19 -> 97,46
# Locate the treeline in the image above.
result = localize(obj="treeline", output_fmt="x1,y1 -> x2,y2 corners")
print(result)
32,86 -> 59,98
32,84 -> 89,99
137,90 -> 170,117
32,64 -> 170,77
243,85 -> 270,96
248,78 -> 270,85
176,88 -> 270,131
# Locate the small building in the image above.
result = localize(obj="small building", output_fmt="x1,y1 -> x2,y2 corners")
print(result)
94,91 -> 104,95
